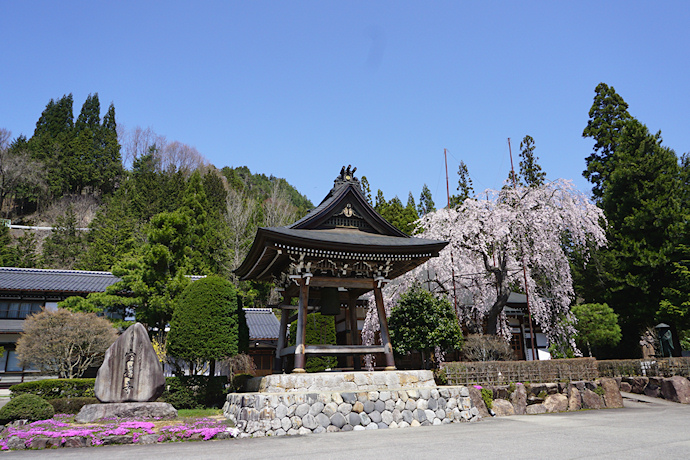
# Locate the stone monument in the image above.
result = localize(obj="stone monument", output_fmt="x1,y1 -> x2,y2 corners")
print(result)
76,322 -> 176,423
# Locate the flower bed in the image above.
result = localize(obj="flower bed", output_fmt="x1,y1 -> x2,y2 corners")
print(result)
0,414 -> 240,450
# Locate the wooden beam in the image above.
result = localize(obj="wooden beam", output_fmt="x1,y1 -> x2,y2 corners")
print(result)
348,291 -> 361,370
308,277 -> 375,289
274,307 -> 290,373
374,285 -> 396,371
293,279 -> 309,373
305,345 -> 386,355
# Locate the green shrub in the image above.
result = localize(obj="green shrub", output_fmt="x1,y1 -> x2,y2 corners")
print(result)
48,397 -> 99,414
434,368 -> 448,386
594,386 -> 606,397
537,390 -> 547,399
160,376 -> 228,409
0,394 -> 55,424
10,379 -> 95,400
507,382 -> 517,396
230,373 -> 253,393
288,313 -> 337,372
481,388 -> 493,410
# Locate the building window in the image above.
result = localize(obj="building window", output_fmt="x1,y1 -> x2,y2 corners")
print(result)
0,302 -> 43,319
0,348 -> 37,373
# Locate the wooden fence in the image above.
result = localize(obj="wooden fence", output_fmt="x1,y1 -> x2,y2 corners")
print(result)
441,358 -> 598,386
597,357 -> 690,378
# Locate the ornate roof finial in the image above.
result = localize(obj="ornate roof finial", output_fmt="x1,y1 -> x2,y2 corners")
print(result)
334,165 -> 360,190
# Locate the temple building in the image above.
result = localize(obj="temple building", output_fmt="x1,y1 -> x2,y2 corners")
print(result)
235,166 -> 448,373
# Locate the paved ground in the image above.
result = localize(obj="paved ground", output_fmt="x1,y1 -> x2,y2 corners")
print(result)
4,394 -> 690,459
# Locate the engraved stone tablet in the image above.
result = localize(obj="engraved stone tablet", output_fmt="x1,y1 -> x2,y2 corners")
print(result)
95,322 -> 165,403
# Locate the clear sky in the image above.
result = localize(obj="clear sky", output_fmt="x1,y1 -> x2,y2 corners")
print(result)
2,1 -> 689,206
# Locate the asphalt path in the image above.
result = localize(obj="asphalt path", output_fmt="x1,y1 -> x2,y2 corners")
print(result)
5,394 -> 690,459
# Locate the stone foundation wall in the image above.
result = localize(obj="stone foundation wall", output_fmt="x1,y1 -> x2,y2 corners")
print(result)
246,370 -> 437,393
471,377 -> 624,417
618,375 -> 690,403
224,386 -> 479,437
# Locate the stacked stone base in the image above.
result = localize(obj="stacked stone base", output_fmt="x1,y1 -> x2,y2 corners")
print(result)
224,385 -> 479,437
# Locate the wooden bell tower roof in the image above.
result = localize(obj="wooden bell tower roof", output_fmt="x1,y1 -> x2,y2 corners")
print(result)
234,166 -> 448,288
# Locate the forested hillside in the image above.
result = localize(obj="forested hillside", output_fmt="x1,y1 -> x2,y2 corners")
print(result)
0,93 -> 312,307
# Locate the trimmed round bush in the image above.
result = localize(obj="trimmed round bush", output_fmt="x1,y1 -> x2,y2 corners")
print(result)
0,394 -> 55,424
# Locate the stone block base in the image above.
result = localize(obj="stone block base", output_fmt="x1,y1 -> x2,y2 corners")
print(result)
247,370 -> 437,393
224,383 -> 479,437
76,402 -> 177,423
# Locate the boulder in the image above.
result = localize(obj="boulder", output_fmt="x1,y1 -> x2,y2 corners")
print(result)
581,389 -> 603,409
76,402 -> 177,423
95,323 -> 165,403
510,384 -> 527,415
660,376 -> 690,404
619,382 -> 632,393
468,386 -> 490,418
600,378 -> 623,408
644,385 -> 660,398
543,394 -> 568,413
629,376 -> 649,394
525,404 -> 546,415
491,399 -> 515,417
567,387 -> 581,411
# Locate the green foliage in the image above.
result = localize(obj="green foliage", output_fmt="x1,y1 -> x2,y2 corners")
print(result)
167,276 -> 243,373
518,135 -> 546,187
388,283 -> 463,368
229,373 -> 254,392
0,224 -> 16,266
0,394 -> 55,424
571,303 -> 622,357
161,376 -> 228,409
375,191 -> 419,235
582,82 -> 632,200
480,388 -> 493,410
433,367 -> 447,386
450,161 -> 474,208
288,313 -> 337,372
10,379 -> 96,400
417,183 -> 435,216
41,204 -> 85,269
594,386 -> 606,397
48,397 -> 99,415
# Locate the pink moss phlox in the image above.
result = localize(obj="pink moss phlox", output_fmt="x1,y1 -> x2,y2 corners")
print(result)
474,385 -> 482,389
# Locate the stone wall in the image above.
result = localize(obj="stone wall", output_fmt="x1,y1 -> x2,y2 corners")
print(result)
471,377 -> 624,417
224,386 -> 479,437
618,375 -> 690,403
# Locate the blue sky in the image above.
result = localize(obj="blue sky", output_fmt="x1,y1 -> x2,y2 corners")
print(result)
2,1 -> 689,206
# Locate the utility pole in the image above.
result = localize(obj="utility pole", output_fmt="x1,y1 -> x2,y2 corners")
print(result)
508,138 -> 538,361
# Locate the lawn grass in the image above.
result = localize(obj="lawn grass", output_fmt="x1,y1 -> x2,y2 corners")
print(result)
176,408 -> 223,418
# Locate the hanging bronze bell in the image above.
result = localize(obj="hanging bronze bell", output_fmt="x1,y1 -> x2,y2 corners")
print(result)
319,287 -> 341,316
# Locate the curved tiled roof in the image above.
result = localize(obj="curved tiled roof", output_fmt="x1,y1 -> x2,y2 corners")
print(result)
0,267 -> 121,294
244,308 -> 280,340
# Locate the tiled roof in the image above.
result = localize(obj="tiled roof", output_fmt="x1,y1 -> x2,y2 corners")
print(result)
244,308 -> 280,340
0,267 -> 121,294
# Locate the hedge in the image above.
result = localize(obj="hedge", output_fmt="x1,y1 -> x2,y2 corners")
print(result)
48,397 -> 100,414
160,376 -> 229,409
10,379 -> 96,400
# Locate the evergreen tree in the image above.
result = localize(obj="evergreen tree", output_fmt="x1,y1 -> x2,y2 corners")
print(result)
360,176 -> 373,205
167,276 -> 244,375
518,135 -> 546,187
582,83 -> 632,200
0,225 -> 16,266
388,282 -> 463,369
449,161 -> 473,208
571,303 -> 621,357
41,205 -> 85,269
417,184 -> 435,216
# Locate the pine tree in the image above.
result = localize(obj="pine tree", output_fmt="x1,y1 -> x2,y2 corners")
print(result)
41,205 -> 85,269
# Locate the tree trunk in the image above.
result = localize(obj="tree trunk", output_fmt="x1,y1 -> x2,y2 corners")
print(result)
209,359 -> 216,377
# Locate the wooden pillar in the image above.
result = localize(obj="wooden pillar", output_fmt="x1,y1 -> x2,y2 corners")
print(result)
293,278 -> 309,373
373,285 -> 396,371
274,304 -> 290,373
348,291 -> 361,370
